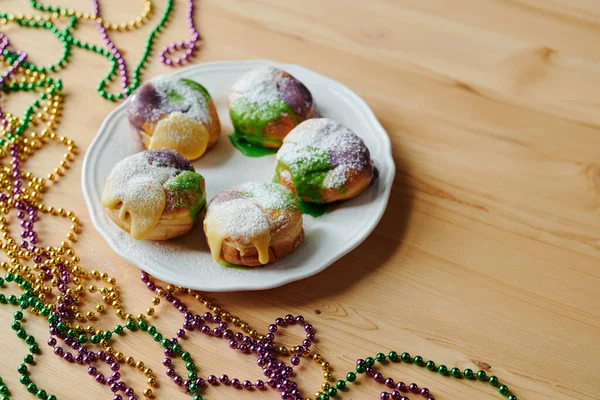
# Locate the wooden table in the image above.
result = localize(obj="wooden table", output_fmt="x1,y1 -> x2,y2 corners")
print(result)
1,1 -> 598,399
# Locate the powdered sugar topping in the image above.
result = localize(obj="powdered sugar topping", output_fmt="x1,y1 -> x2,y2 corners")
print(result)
235,181 -> 299,210
105,151 -> 183,207
206,199 -> 270,241
149,75 -> 210,123
277,118 -> 372,189
229,66 -> 287,105
207,181 -> 301,238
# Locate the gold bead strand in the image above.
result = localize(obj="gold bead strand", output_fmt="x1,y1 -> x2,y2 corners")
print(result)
33,0 -> 153,31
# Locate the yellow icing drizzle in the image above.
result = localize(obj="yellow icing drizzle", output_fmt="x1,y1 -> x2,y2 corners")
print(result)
252,234 -> 271,264
101,178 -> 166,240
203,212 -> 226,262
151,112 -> 209,160
203,200 -> 272,265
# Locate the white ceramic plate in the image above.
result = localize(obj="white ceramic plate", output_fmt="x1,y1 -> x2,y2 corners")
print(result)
82,60 -> 395,291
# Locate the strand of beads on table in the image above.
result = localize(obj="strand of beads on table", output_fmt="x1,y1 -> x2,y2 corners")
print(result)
1,0 -> 200,101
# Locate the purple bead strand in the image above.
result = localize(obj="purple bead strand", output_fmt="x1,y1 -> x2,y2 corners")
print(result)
90,0 -> 130,95
160,0 -> 201,66
142,271 -> 314,399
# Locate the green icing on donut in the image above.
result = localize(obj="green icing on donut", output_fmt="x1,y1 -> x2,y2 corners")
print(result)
165,171 -> 207,222
277,146 -> 331,203
298,201 -> 328,217
229,131 -> 278,157
236,182 -> 300,211
167,90 -> 184,105
229,97 -> 295,146
165,79 -> 210,106
218,260 -> 257,270
180,78 -> 212,101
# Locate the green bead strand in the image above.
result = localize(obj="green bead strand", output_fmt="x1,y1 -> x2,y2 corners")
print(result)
345,352 -> 517,400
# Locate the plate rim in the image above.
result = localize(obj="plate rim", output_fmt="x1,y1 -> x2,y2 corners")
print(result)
82,59 -> 396,291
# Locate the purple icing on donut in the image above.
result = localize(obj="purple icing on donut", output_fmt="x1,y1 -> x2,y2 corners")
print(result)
278,75 -> 314,118
144,149 -> 193,171
327,139 -> 371,170
210,188 -> 244,205
128,83 -> 163,129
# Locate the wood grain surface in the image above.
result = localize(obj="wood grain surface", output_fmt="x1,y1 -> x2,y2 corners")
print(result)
1,1 -> 599,399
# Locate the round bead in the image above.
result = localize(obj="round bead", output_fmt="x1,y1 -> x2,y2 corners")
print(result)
464,368 -> 474,379
489,376 -> 499,386
327,388 -> 337,397
498,385 -> 509,395
376,353 -> 386,362
388,351 -> 399,362
425,361 -> 436,371
437,365 -> 448,375
365,357 -> 375,367
346,373 -> 356,382
27,383 -> 38,393
507,396 -> 517,400
477,370 -> 487,381
400,352 -> 411,362
356,364 -> 366,374
451,367 -> 461,378
336,380 -> 346,389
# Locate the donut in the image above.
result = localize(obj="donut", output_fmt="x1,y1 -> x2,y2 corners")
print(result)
275,118 -> 376,203
203,182 -> 303,267
101,149 -> 207,240
128,76 -> 221,160
228,66 -> 317,149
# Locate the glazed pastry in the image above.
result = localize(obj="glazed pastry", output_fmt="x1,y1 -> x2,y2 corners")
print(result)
203,182 -> 303,267
128,76 -> 221,160
275,118 -> 376,203
101,149 -> 207,240
228,66 -> 317,149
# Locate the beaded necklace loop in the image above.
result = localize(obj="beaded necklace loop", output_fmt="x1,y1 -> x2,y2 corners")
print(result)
29,0 -> 154,31
1,0 -> 195,101
160,0 -> 202,66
